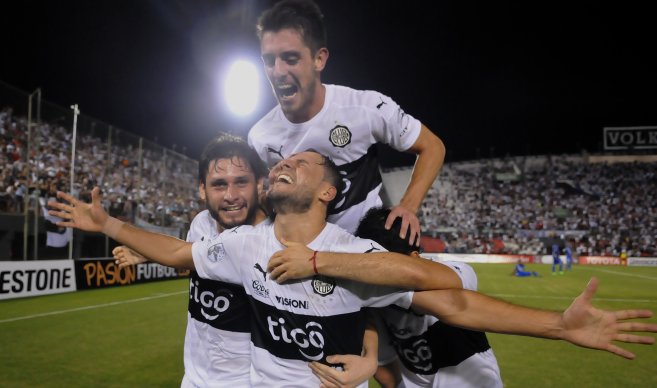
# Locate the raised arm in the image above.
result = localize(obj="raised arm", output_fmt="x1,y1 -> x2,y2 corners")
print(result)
268,240 -> 461,290
412,277 -> 657,360
386,124 -> 445,246
48,187 -> 195,270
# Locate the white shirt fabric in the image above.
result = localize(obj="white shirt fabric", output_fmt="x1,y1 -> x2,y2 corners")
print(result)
192,221 -> 414,388
181,210 -> 251,388
248,84 -> 422,233
375,260 -> 502,388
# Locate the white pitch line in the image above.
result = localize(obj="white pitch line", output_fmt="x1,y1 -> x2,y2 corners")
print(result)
490,294 -> 656,303
587,268 -> 657,281
0,291 -> 187,324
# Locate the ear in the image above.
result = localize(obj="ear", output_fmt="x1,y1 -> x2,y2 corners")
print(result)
319,183 -> 337,203
410,251 -> 421,258
314,47 -> 329,72
199,182 -> 206,202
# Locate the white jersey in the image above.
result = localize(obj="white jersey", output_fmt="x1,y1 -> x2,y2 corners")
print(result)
181,210 -> 251,388
375,261 -> 502,388
248,84 -> 422,233
192,222 -> 414,388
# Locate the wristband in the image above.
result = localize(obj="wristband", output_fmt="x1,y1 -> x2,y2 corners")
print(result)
102,217 -> 125,240
308,250 -> 319,275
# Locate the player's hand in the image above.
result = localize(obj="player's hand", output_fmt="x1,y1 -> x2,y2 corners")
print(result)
309,353 -> 378,388
268,238 -> 315,283
113,246 -> 148,269
47,187 -> 109,233
385,204 -> 421,246
561,277 -> 657,359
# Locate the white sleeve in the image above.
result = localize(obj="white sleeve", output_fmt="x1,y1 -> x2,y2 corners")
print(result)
186,211 -> 214,243
438,261 -> 478,291
358,286 -> 415,309
367,90 -> 422,152
191,233 -> 242,285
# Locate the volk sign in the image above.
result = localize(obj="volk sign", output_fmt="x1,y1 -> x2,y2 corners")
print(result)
604,126 -> 657,150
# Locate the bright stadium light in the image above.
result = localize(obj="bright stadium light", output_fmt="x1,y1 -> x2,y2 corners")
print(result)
224,60 -> 259,116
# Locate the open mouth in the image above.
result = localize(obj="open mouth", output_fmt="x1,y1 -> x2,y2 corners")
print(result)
276,84 -> 298,100
275,174 -> 293,184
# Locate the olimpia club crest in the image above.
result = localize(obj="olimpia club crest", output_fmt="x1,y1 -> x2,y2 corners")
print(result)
207,242 -> 225,262
329,125 -> 351,148
312,275 -> 335,296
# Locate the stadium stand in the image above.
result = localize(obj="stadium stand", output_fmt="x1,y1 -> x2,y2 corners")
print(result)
2,80 -> 656,260
384,154 -> 657,257
0,106 -> 199,229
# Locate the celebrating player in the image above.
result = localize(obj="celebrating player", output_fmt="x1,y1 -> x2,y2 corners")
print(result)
249,0 -> 446,244
50,150 -> 657,387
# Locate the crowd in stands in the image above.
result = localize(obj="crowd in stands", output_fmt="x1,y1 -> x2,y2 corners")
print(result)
416,154 -> 657,257
0,107 -> 200,232
3,105 -> 656,257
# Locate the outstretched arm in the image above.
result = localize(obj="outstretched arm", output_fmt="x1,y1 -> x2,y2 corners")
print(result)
412,277 -> 657,360
48,187 -> 195,270
386,124 -> 445,246
113,246 -> 148,268
268,240 -> 461,290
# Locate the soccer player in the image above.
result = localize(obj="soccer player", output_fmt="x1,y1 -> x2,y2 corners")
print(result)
565,240 -> 574,271
51,151 -> 418,387
114,134 -> 267,387
512,259 -> 540,277
249,0 -> 446,243
50,151 -> 657,387
552,243 -> 564,275
356,207 -> 503,388
112,138 -> 378,387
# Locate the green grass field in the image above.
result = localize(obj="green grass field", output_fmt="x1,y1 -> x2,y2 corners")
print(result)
1,264 -> 656,387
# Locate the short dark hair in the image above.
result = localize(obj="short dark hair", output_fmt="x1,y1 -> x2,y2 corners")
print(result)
256,0 -> 327,55
304,148 -> 344,215
355,207 -> 418,255
198,133 -> 268,184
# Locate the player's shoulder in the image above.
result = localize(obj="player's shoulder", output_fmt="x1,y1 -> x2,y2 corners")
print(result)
323,222 -> 387,253
328,84 -> 392,107
419,255 -> 478,290
187,210 -> 217,242
440,260 -> 478,291
220,222 -> 269,237
249,105 -> 282,138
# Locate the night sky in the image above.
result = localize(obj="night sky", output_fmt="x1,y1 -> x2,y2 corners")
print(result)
2,0 -> 656,166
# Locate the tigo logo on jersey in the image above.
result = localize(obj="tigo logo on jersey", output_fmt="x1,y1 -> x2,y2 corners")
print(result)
190,279 -> 232,321
267,316 -> 326,361
311,275 -> 335,296
329,125 -> 351,148
397,337 -> 433,373
207,241 -> 225,262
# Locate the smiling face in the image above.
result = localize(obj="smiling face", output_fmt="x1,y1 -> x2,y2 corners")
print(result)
260,28 -> 328,123
200,156 -> 263,229
266,151 -> 335,215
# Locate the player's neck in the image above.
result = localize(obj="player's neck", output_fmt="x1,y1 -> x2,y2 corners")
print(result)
253,208 -> 267,226
273,209 -> 327,245
284,82 -> 325,123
